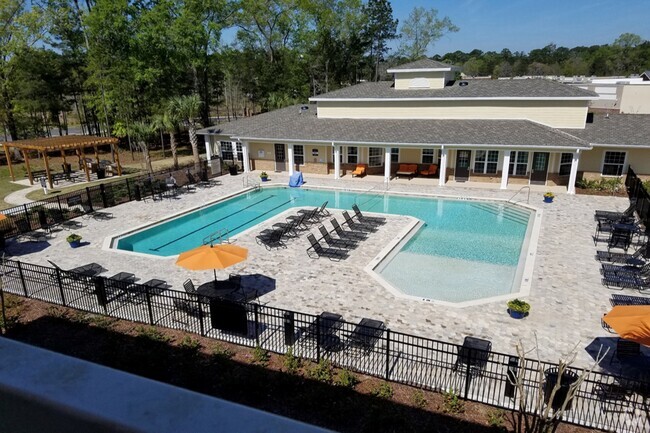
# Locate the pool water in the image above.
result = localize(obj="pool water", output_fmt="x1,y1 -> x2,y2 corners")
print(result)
115,187 -> 532,302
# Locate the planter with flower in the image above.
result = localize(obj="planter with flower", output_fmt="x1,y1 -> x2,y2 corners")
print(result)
543,192 -> 555,203
259,171 -> 269,182
66,233 -> 83,248
507,299 -> 530,319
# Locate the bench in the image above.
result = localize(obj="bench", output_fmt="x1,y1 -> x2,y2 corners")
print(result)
396,164 -> 418,179
25,170 -> 47,179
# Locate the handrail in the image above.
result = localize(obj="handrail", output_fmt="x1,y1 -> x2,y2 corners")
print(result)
203,228 -> 230,245
507,186 -> 530,204
242,175 -> 260,191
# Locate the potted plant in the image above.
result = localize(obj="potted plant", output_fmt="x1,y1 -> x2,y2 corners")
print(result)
259,171 -> 269,182
507,299 -> 530,319
66,233 -> 83,248
543,192 -> 555,203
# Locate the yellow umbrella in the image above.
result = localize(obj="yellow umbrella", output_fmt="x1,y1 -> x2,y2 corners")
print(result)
176,243 -> 248,282
603,305 -> 650,346
0,214 -> 7,222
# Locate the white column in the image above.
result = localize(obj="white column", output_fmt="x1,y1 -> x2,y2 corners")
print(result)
287,143 -> 294,176
231,141 -> 238,163
438,147 -> 448,186
241,141 -> 250,173
204,136 -> 212,160
567,150 -> 581,195
501,150 -> 511,190
384,147 -> 391,183
333,143 -> 341,180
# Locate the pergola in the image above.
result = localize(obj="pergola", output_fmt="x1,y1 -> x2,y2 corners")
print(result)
1,136 -> 121,188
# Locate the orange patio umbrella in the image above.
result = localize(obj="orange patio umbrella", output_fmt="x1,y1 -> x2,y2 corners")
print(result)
0,214 -> 7,222
176,243 -> 248,282
603,305 -> 650,346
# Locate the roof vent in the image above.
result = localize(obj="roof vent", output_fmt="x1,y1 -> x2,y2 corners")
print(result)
299,105 -> 309,114
459,81 -> 469,87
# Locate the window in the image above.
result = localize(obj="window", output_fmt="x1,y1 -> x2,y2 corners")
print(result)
294,145 -> 304,165
559,153 -> 573,176
508,151 -> 529,176
602,151 -> 626,176
391,148 -> 399,163
474,150 -> 499,174
220,141 -> 234,160
369,147 -> 383,167
235,142 -> 243,161
422,149 -> 436,164
347,146 -> 358,164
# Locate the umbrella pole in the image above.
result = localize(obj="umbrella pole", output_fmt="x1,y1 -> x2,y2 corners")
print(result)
214,269 -> 217,283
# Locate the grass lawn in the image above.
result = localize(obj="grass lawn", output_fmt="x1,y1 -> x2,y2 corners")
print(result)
0,166 -> 30,210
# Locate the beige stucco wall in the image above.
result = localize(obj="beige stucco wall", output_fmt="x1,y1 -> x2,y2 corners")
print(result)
619,85 -> 650,114
394,71 -> 449,90
579,147 -> 650,179
316,100 -> 589,128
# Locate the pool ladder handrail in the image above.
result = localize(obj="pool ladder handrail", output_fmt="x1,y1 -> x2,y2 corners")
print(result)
354,182 -> 388,207
242,174 -> 260,191
203,228 -> 230,245
507,186 -> 530,204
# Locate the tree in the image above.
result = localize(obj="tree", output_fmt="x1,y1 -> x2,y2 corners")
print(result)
614,33 -> 644,49
130,121 -> 155,174
169,95 -> 203,168
361,0 -> 398,81
152,110 -> 180,170
397,7 -> 458,60
462,58 -> 484,77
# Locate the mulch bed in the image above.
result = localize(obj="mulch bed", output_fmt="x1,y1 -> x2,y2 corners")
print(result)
575,188 -> 627,197
1,295 -> 600,433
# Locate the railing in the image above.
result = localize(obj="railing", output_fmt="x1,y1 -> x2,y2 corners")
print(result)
507,186 -> 531,204
242,174 -> 260,191
1,257 -> 648,433
626,167 -> 650,229
202,228 -> 230,245
0,160 -> 220,240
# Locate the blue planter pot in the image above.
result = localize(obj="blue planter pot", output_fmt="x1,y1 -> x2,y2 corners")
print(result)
69,240 -> 81,248
260,177 -> 268,182
508,309 -> 526,319
543,196 -> 554,203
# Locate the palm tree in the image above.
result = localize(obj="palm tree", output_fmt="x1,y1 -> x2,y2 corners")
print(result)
130,121 -> 155,174
151,111 -> 179,169
169,95 -> 203,168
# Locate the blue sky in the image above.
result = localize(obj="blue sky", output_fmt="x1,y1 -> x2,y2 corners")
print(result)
392,0 -> 650,55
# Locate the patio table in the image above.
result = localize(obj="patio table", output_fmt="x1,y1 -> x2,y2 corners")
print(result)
197,280 -> 241,301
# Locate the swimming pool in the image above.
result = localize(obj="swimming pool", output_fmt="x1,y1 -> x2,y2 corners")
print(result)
114,187 -> 534,303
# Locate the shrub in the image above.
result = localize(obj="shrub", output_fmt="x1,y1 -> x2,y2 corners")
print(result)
212,343 -> 234,359
135,326 -> 172,343
308,359 -> 333,384
442,388 -> 464,414
178,336 -> 201,355
371,382 -> 394,399
252,345 -> 270,366
411,389 -> 427,408
66,233 -> 82,243
507,298 -> 530,313
336,369 -> 359,388
282,347 -> 301,374
486,409 -> 506,428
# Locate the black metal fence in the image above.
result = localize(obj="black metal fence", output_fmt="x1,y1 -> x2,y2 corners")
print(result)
626,167 -> 650,229
0,160 -> 221,240
0,258 -> 647,433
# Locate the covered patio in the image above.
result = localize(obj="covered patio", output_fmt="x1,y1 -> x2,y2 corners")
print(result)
1,136 -> 122,189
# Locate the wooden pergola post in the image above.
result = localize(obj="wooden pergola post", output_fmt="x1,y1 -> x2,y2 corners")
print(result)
42,151 -> 53,189
114,147 -> 122,176
23,150 -> 33,185
93,145 -> 100,166
77,148 -> 90,182
3,145 -> 14,181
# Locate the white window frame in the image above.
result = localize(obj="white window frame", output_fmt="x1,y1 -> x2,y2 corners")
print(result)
390,148 -> 399,163
559,153 -> 573,176
508,151 -> 529,176
220,141 -> 234,160
235,142 -> 243,161
601,151 -> 626,177
368,147 -> 383,167
473,150 -> 499,174
421,148 -> 436,164
346,146 -> 358,164
294,145 -> 304,166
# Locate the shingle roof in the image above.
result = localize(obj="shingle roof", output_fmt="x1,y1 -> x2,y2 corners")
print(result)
198,105 -> 589,149
310,79 -> 598,100
641,71 -> 650,80
387,59 -> 457,71
563,114 -> 650,147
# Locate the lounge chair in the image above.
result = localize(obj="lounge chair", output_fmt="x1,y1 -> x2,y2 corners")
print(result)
601,263 -> 650,277
395,164 -> 418,179
317,225 -> 356,249
172,298 -> 203,323
301,311 -> 345,351
299,201 -> 330,218
595,203 -> 636,222
419,164 -> 438,177
290,208 -> 320,225
453,336 -> 492,376
306,234 -> 348,261
351,164 -> 367,177
48,260 -> 106,281
346,318 -> 386,355
610,294 -> 650,306
607,229 -> 632,252
596,244 -> 648,263
255,228 -> 287,250
269,217 -> 302,238
351,204 -> 386,225
81,203 -> 113,220
183,279 -> 197,295
601,272 -> 641,290
330,217 -> 368,241
341,211 -> 378,233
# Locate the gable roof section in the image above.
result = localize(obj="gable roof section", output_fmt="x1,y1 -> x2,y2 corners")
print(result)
310,79 -> 598,101
563,114 -> 650,147
198,105 -> 589,149
386,59 -> 459,72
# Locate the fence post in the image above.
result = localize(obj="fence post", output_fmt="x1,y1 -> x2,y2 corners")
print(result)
126,178 -> 132,201
197,297 -> 205,336
54,268 -> 66,306
56,195 -> 63,214
145,288 -> 154,325
253,303 -> 259,345
99,184 -> 108,208
22,205 -> 32,231
17,261 -> 27,297
316,315 -> 321,363
85,187 -> 94,212
385,329 -> 391,381
464,356 -> 472,399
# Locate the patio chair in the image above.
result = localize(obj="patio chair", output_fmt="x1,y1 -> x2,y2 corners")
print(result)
273,214 -> 306,235
395,164 -> 418,179
306,234 -> 348,261
183,279 -> 197,295
601,262 -> 650,277
595,203 -> 636,222
341,211 -> 378,233
317,225 -> 356,249
290,208 -> 320,225
351,204 -> 386,225
81,203 -> 113,220
300,312 -> 345,352
601,272 -> 640,290
596,244 -> 648,263
299,201 -> 330,218
419,164 -> 438,177
453,336 -> 492,376
607,229 -> 632,252
14,219 -> 51,242
346,318 -> 386,356
351,164 -> 367,177
172,298 -> 203,324
330,217 -> 368,241
610,294 -> 650,306
48,260 -> 107,284
256,228 -> 287,250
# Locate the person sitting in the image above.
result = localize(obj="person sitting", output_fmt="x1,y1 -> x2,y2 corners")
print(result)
166,174 -> 178,192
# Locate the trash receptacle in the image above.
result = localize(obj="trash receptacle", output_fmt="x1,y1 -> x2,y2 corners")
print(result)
284,311 -> 295,346
228,165 -> 238,176
544,368 -> 579,410
96,167 -> 106,179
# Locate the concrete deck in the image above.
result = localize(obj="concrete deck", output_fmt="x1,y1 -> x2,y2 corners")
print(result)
4,171 -> 648,372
